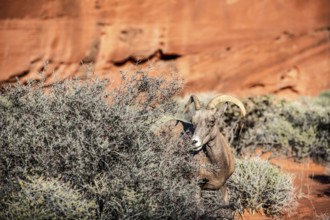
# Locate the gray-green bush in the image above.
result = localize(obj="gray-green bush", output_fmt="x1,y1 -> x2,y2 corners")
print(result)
221,94 -> 330,162
228,158 -> 296,217
277,96 -> 330,161
1,175 -> 97,219
0,69 -> 199,219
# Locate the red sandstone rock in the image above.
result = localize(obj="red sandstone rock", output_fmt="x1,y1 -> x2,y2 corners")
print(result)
0,0 -> 329,97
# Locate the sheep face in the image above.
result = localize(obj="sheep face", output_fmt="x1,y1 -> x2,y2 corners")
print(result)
185,94 -> 246,152
191,109 -> 218,152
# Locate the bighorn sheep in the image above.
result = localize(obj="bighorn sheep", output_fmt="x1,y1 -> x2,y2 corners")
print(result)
184,95 -> 246,204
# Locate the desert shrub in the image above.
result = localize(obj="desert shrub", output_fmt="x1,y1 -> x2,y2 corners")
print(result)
224,95 -> 282,154
227,158 -> 296,217
0,175 -> 96,219
278,97 -> 330,161
316,213 -> 330,220
0,94 -> 12,108
223,95 -> 329,162
319,89 -> 330,100
0,68 -> 199,219
264,117 -> 317,157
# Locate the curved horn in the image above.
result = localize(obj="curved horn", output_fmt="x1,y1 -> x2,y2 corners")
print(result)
184,95 -> 202,113
206,95 -> 246,116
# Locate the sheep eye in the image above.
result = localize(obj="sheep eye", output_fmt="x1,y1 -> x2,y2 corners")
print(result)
207,120 -> 215,127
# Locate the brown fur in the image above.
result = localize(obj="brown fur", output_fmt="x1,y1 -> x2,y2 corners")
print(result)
186,95 -> 245,206
190,109 -> 235,205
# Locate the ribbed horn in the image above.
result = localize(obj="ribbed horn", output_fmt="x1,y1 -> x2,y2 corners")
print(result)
184,95 -> 202,113
206,95 -> 246,116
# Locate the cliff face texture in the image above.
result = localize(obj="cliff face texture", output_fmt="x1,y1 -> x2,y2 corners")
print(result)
0,0 -> 330,97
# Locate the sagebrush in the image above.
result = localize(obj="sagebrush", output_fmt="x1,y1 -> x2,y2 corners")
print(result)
0,68 -> 199,219
0,67 -> 298,219
228,158 -> 296,217
1,175 -> 97,219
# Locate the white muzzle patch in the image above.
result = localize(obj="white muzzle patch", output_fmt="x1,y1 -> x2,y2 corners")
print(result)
191,136 -> 203,151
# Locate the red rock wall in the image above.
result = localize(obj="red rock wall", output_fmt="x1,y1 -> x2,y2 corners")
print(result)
0,0 -> 329,97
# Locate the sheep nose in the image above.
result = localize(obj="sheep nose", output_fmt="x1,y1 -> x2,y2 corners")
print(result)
192,140 -> 198,145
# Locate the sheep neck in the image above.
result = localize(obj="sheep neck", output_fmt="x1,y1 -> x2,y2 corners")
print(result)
204,132 -> 232,169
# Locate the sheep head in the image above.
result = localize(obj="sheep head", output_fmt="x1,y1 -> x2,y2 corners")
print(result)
185,95 -> 246,152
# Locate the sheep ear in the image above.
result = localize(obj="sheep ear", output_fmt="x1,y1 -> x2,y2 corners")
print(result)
184,108 -> 194,122
184,95 -> 202,121
184,95 -> 201,114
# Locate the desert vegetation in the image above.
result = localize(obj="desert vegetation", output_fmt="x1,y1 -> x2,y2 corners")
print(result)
1,67 -> 328,219
218,94 -> 329,162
